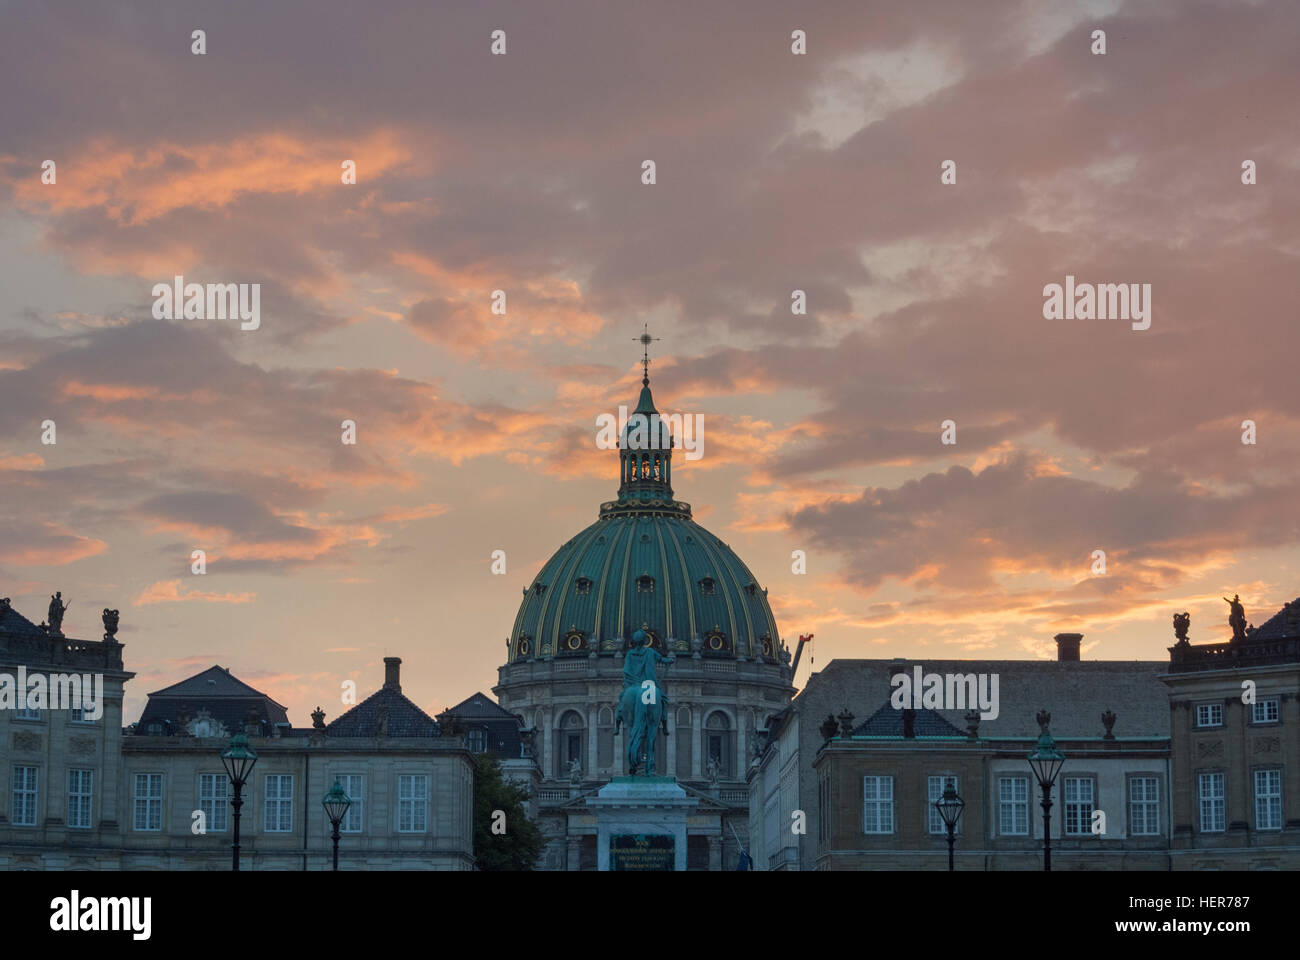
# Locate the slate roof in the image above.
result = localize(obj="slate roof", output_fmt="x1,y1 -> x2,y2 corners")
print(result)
442,691 -> 522,757
325,686 -> 441,738
1247,598 -> 1300,641
851,701 -> 968,738
800,659 -> 1171,739
0,601 -> 47,639
135,665 -> 290,735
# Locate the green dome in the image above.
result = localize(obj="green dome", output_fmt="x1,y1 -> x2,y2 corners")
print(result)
507,379 -> 781,663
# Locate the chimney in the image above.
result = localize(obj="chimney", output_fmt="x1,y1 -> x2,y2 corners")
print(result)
1054,633 -> 1082,662
383,657 -> 402,692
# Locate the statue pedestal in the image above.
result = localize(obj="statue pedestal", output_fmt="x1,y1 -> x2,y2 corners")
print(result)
585,777 -> 697,871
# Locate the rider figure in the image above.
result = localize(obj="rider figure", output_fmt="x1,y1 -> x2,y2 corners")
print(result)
619,627 -> 674,737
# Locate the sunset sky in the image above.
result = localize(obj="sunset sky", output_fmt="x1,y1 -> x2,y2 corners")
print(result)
2,0 -> 1298,726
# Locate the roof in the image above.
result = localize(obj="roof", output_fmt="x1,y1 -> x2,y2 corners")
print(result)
147,665 -> 285,702
1247,598 -> 1300,641
0,600 -> 46,639
507,378 -> 783,665
136,666 -> 289,734
852,701 -> 967,738
799,659 -> 1170,739
442,691 -> 523,757
325,687 -> 441,738
445,691 -> 516,718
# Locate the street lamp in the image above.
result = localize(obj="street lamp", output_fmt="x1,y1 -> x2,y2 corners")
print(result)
933,785 -> 965,871
321,780 -> 353,872
220,733 -> 258,872
1027,710 -> 1065,872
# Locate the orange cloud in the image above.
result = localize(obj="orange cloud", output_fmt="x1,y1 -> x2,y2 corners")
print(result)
132,580 -> 258,606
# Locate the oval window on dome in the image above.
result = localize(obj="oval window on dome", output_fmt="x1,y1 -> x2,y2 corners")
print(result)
705,628 -> 727,653
516,636 -> 532,658
563,629 -> 585,653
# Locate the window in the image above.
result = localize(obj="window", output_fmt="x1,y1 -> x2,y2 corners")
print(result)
1199,772 -> 1225,832
1063,777 -> 1095,836
1129,777 -> 1160,836
1251,699 -> 1280,724
14,706 -> 40,721
133,773 -> 163,831
1255,770 -> 1282,831
1195,703 -> 1223,727
199,774 -> 229,833
70,707 -> 94,724
998,776 -> 1029,836
862,775 -> 894,835
397,775 -> 428,833
67,769 -> 93,829
335,775 -> 364,833
467,728 -> 487,753
263,775 -> 294,832
698,577 -> 716,596
636,574 -> 654,593
927,775 -> 959,835
575,577 -> 592,595
12,766 -> 38,826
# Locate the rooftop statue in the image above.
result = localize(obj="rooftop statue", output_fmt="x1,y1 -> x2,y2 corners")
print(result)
48,591 -> 68,635
1224,594 -> 1247,642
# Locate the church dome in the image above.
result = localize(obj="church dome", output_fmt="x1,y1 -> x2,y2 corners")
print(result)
507,375 -> 781,664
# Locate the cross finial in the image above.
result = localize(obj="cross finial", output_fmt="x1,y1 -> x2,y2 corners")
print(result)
634,321 -> 661,386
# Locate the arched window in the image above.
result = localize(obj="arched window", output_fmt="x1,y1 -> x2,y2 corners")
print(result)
555,711 -> 585,780
705,711 -> 733,779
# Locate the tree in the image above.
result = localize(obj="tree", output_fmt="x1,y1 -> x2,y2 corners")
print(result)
472,753 -> 544,870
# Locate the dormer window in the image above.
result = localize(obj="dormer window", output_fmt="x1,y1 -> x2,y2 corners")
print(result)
637,573 -> 655,593
533,583 -> 547,596
575,577 -> 592,595
744,581 -> 759,596
698,577 -> 716,596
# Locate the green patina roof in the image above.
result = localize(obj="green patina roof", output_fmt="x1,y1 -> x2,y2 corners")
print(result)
508,380 -> 781,662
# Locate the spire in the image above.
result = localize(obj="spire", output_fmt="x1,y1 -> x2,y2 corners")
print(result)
601,324 -> 689,518
634,321 -> 660,387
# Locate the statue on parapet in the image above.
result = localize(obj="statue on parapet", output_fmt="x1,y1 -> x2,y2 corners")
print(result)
48,591 -> 68,635
1224,594 -> 1247,642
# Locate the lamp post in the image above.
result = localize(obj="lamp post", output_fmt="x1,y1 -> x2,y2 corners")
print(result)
220,733 -> 258,872
1027,711 -> 1065,872
933,784 -> 965,871
321,780 -> 353,871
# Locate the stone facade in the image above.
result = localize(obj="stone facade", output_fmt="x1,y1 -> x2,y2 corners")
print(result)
495,652 -> 789,869
1163,604 -> 1300,869
1,603 -> 475,870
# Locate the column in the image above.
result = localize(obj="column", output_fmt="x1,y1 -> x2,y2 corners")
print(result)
666,708 -> 677,778
587,706 -> 598,779
567,835 -> 582,871
541,708 -> 553,781
736,717 -> 746,779
707,834 -> 722,871
691,708 -> 702,779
